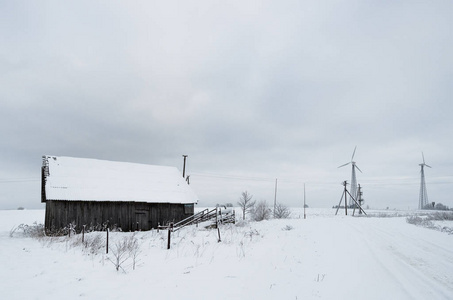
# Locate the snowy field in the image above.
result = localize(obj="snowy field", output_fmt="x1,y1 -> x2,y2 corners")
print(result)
1,208 -> 452,299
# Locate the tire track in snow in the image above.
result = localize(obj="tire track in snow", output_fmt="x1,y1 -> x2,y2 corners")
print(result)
345,218 -> 453,299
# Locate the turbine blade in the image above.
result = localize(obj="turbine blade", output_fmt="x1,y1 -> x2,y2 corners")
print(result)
425,164 -> 432,168
355,165 -> 363,173
422,152 -> 425,164
338,162 -> 351,168
351,146 -> 357,161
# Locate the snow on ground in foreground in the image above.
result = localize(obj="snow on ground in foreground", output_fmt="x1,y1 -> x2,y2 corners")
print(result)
0,208 -> 452,300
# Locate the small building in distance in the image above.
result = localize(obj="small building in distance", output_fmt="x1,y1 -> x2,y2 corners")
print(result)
41,155 -> 198,233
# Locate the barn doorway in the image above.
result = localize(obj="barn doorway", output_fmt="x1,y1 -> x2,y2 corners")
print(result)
135,211 -> 149,231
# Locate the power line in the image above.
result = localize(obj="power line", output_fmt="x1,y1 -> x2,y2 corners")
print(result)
0,178 -> 40,183
190,172 -> 276,182
190,172 -> 453,187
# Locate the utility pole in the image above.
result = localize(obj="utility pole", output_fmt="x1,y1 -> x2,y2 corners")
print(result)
304,183 -> 306,219
343,181 -> 348,216
335,181 -> 349,216
273,178 -> 278,218
358,185 -> 364,215
182,155 -> 188,178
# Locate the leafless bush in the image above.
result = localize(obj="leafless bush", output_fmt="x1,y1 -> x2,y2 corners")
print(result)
429,212 -> 453,221
406,216 -> 433,227
244,229 -> 260,241
64,222 -> 77,236
125,234 -> 141,270
9,226 -> 18,237
107,235 -> 142,272
252,201 -> 271,221
14,222 -> 45,238
83,233 -> 104,255
274,203 -> 291,219
407,212 -> 453,225
406,214 -> 453,234
108,239 -> 130,272
282,225 -> 294,231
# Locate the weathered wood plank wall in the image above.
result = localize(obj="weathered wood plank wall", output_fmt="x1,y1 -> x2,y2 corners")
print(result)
44,201 -> 194,233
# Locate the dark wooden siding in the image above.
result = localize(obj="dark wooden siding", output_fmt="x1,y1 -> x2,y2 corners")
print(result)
44,200 -> 194,233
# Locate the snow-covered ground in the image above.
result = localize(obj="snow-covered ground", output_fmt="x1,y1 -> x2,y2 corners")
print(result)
1,208 -> 452,299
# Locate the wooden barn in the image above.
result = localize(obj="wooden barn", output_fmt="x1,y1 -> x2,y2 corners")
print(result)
41,155 -> 198,233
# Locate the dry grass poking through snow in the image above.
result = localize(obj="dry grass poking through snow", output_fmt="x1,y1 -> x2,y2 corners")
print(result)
406,211 -> 453,234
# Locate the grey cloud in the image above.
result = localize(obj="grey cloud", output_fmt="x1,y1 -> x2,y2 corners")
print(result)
1,1 -> 452,210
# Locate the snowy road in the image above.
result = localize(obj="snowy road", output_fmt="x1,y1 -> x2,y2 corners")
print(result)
0,209 -> 452,299
308,216 -> 453,299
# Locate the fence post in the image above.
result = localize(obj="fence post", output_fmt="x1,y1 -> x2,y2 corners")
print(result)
106,228 -> 109,254
216,207 -> 221,243
167,223 -> 173,250
82,225 -> 85,243
217,225 -> 221,243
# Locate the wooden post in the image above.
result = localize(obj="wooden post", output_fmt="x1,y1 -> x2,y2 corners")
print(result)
217,226 -> 221,243
82,225 -> 85,243
167,223 -> 173,250
106,228 -> 109,254
217,208 -> 221,243
215,205 -> 218,227
335,181 -> 348,216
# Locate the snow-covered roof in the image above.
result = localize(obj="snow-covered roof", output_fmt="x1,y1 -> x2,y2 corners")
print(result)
43,156 -> 198,204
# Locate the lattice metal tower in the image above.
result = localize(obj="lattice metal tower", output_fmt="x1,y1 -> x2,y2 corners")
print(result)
338,146 -> 362,206
419,152 -> 431,209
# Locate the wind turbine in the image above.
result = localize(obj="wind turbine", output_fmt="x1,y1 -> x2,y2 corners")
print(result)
338,146 -> 362,207
419,152 -> 431,209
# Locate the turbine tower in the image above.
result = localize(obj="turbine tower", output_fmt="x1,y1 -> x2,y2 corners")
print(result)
338,146 -> 362,207
419,152 -> 431,209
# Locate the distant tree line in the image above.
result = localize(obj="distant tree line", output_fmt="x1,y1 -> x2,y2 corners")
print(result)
423,202 -> 451,211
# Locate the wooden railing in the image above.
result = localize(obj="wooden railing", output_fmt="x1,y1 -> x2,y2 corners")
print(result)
159,206 -> 236,232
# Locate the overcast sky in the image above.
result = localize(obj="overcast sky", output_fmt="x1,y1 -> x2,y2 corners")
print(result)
1,1 -> 452,210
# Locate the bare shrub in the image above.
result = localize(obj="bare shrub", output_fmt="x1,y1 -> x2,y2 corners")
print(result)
406,214 -> 453,234
125,234 -> 141,270
282,225 -> 294,231
252,201 -> 271,221
108,239 -> 129,272
406,216 -> 431,226
83,233 -> 104,255
244,229 -> 260,241
16,222 -> 45,238
64,222 -> 76,236
9,226 -> 18,237
107,235 -> 142,272
430,211 -> 453,221
274,203 -> 291,219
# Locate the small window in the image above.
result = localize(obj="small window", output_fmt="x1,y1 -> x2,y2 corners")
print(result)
184,204 -> 194,214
